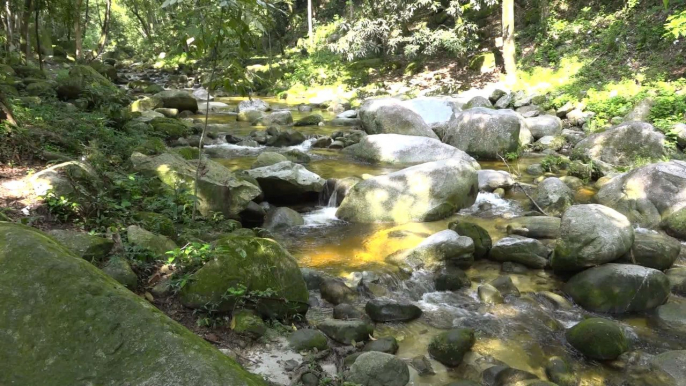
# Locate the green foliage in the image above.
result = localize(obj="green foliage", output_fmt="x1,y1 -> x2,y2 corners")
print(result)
665,9 -> 686,38
540,155 -> 570,173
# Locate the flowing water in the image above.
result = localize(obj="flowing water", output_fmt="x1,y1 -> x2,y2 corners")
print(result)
195,97 -> 685,386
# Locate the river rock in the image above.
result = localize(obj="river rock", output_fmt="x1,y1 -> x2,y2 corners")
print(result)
566,318 -> 629,360
563,264 -> 670,313
179,236 -> 309,318
428,328 -> 475,367
655,301 -> 686,337
545,357 -> 579,386
478,170 -> 515,192
47,229 -> 113,261
505,216 -> 561,239
402,97 -> 460,125
489,236 -> 550,269
348,352 -> 410,386
402,230 -> 475,269
663,207 -> 686,240
154,90 -> 198,112
252,152 -> 288,169
288,329 -> 329,351
261,111 -> 293,126
232,309 -> 267,337
365,299 -> 422,322
551,204 -> 634,272
333,303 -> 365,320
263,207 -> 304,230
490,275 -> 520,297
131,151 -> 261,218
435,268 -> 471,291
246,161 -> 325,202
444,108 -> 521,160
594,161 -> 686,229
0,223 -> 265,386
526,115 -> 563,139
617,232 -> 681,270
572,121 -> 667,166
448,221 -> 492,259
102,256 -> 137,289
359,98 -> 438,138
336,158 -> 478,224
363,336 -> 399,354
318,319 -> 374,344
535,177 -> 574,216
666,267 -> 686,296
320,278 -> 357,305
237,98 -> 270,113
464,96 -> 493,109
266,128 -> 307,147
478,283 -> 504,305
651,350 -> 686,384
343,134 -> 479,166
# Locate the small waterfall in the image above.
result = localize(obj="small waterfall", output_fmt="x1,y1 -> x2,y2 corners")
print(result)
318,179 -> 339,207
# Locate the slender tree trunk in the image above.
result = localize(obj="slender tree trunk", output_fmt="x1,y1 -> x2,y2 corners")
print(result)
20,0 -> 32,63
93,0 -> 111,59
74,0 -> 83,60
502,0 -> 516,85
2,0 -> 12,53
540,0 -> 548,29
34,1 -> 41,70
307,0 -> 313,45
85,0 -> 89,27
348,0 -> 353,20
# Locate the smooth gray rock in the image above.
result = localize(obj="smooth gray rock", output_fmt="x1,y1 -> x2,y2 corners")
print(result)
490,236 -> 550,268
401,97 -> 460,125
618,232 -> 681,270
572,121 -> 667,166
478,170 -> 515,192
318,319 -> 374,344
526,115 -> 563,139
444,108 -> 521,160
263,207 -> 304,230
365,299 -> 422,322
246,161 -> 325,201
237,98 -> 270,113
398,230 -> 475,270
535,177 -> 574,216
359,98 -> 438,138
348,352 -> 410,386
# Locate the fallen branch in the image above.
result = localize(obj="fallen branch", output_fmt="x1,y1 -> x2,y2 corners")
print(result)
514,182 -> 548,216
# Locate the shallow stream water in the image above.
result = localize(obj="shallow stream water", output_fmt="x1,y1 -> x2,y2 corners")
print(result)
195,97 -> 685,386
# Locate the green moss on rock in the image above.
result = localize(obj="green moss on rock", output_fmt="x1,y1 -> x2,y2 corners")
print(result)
428,328 -> 475,367
565,318 -> 628,360
232,309 -> 267,337
47,229 -> 114,261
133,212 -> 175,238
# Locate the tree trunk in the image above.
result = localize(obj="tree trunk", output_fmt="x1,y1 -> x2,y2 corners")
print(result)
540,0 -> 548,28
2,0 -> 13,53
502,0 -> 516,85
20,0 -> 31,63
74,0 -> 83,60
34,1 -> 41,71
307,0 -> 313,45
92,0 -> 111,59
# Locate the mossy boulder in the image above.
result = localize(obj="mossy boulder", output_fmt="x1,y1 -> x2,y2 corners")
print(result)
127,225 -> 177,258
232,309 -> 267,337
617,232 -> 681,270
563,263 -> 670,313
13,65 -> 46,79
130,96 -> 164,112
172,146 -> 201,160
251,152 -> 288,169
565,318 -> 628,360
89,61 -> 118,82
347,352 -> 410,386
294,114 -> 324,126
490,236 -> 550,269
662,207 -> 686,240
179,236 -> 309,318
149,117 -> 192,139
0,222 -> 266,386
134,137 -> 167,155
56,65 -> 125,105
288,329 -> 329,351
448,221 -> 492,259
47,229 -> 113,261
318,319 -> 374,344
428,328 -> 475,367
398,229 -> 474,270
133,212 -> 175,238
155,90 -> 198,113
25,81 -> 56,97
572,121 -> 666,167
102,257 -> 138,289
131,152 -> 261,218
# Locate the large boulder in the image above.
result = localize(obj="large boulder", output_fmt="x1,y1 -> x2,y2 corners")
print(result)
617,232 -> 681,270
0,222 -> 265,386
251,152 -> 288,169
489,236 -> 550,268
343,134 -> 479,166
563,264 -> 670,313
245,161 -> 325,202
478,170 -> 515,192
365,299 -> 422,322
359,99 -> 438,138
535,177 -> 574,216
260,111 -> 293,126
318,319 -> 374,344
667,267 -> 686,296
443,108 -> 521,160
262,207 -> 304,230
448,221 -> 492,259
551,205 -> 634,272
572,121 -> 667,166
525,115 -> 562,139
401,97 -> 460,125
155,90 -> 198,113
505,216 -> 561,239
655,301 -> 686,337
565,318 -> 629,360
265,128 -> 306,147
56,65 -> 125,105
397,229 -> 475,269
336,158 -> 478,224
131,152 -> 261,218
348,352 -> 410,386
179,236 -> 309,318
651,350 -> 686,385
595,161 -> 686,229
428,328 -> 475,367
47,229 -> 113,261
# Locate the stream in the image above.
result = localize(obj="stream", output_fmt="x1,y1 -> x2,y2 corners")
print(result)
183,96 -> 684,386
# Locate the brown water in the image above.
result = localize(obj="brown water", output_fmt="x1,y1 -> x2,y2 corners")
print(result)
205,97 -> 683,386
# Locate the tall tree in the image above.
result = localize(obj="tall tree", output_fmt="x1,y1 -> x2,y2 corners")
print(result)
307,0 -> 312,45
34,0 -> 41,70
93,0 -> 112,59
20,0 -> 32,62
501,0 -> 516,84
74,0 -> 83,60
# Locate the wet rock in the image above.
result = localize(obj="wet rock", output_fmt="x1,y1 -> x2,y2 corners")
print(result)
666,267 -> 686,295
535,177 -> 574,216
526,164 -> 544,176
428,328 -> 475,367
486,366 -> 540,386
344,134 -> 479,166
551,204 -> 633,272
284,149 -> 311,164
0,223 -> 266,385
563,263 -> 670,313
101,257 -> 137,289
651,350 -> 686,384
154,90 -> 198,112
448,221 -> 492,259
266,128 -> 307,147
338,159 -> 478,224
129,96 -> 163,112
47,230 -> 113,261
237,110 -> 264,123
320,278 -> 357,305
572,121 -> 667,167
297,104 -> 312,112
401,230 -> 475,270
501,262 -> 529,274
545,357 -> 579,386
435,268 -> 471,291
410,355 -> 435,376
246,161 -> 325,203
294,114 -> 324,126
237,98 -> 270,113
263,207 -> 304,230
464,96 -> 493,109
365,299 -> 422,322
318,319 -> 374,344
489,276 -> 520,297
560,176 -> 583,191
526,115 -> 563,139
566,318 -> 629,360
232,309 -> 267,338
337,110 -> 358,119
154,107 -> 178,118
478,284 -> 504,305
655,301 -> 686,337
333,303 -> 365,320
179,236 -> 309,318
300,268 -> 325,290
363,336 -> 399,354
261,111 -> 293,126
444,108 -> 521,160
251,152 -> 288,169
446,381 -> 480,386
489,236 -> 549,269
617,232 -> 681,270
536,291 -> 573,310
505,216 -> 561,239
347,352 -> 410,386
288,329 -> 329,351
330,140 -> 345,149
359,98 -> 438,138
478,170 -> 515,192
